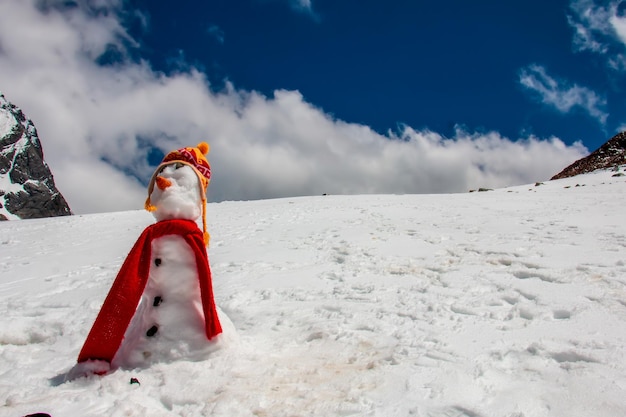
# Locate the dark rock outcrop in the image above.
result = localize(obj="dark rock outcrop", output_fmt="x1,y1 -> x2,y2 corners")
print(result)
0,92 -> 72,220
551,132 -> 626,180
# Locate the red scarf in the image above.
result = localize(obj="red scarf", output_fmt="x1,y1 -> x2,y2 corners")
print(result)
77,219 -> 222,364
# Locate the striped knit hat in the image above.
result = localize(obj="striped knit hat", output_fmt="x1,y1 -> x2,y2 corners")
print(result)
145,142 -> 212,245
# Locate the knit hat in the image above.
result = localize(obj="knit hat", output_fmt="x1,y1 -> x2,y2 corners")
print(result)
145,142 -> 212,245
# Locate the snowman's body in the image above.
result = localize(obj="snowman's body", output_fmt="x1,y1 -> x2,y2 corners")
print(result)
112,163 -> 221,369
112,235 -> 215,368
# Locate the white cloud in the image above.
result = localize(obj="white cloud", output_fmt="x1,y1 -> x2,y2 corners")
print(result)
568,0 -> 626,70
207,25 -> 224,44
0,0 -> 587,214
610,13 -> 626,51
290,0 -> 313,12
286,0 -> 319,20
519,64 -> 608,124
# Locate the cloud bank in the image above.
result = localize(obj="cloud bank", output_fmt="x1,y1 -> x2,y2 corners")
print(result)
0,0 -> 587,214
519,64 -> 608,124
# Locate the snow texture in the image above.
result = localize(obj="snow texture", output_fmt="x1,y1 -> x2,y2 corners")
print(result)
1,169 -> 626,416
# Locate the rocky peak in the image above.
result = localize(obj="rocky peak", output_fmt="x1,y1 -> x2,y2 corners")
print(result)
551,132 -> 626,180
0,92 -> 72,220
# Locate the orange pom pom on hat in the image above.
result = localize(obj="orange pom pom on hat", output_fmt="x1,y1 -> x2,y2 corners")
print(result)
145,142 -> 212,245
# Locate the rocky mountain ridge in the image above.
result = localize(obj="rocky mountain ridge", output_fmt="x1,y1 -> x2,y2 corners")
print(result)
551,131 -> 626,180
0,92 -> 71,220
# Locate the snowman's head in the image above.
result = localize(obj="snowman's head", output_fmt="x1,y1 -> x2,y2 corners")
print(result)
148,162 -> 203,222
145,143 -> 212,245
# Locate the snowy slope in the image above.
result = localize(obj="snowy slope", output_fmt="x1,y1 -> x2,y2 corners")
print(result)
1,170 -> 626,417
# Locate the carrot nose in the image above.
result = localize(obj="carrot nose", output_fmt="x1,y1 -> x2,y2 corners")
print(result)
156,176 -> 172,191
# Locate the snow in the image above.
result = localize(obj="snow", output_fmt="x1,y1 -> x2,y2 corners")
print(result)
0,108 -> 14,140
1,169 -> 626,417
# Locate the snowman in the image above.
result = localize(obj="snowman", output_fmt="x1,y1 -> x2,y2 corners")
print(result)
70,142 -> 228,377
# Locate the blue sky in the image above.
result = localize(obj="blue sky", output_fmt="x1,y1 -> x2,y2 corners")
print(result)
0,0 -> 623,213
130,0 -> 619,150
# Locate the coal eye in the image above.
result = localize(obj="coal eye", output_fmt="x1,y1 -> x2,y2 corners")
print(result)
175,162 -> 184,169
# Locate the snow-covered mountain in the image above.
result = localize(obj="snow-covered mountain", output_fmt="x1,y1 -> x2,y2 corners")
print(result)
551,131 -> 626,180
1,169 -> 626,417
0,92 -> 71,220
